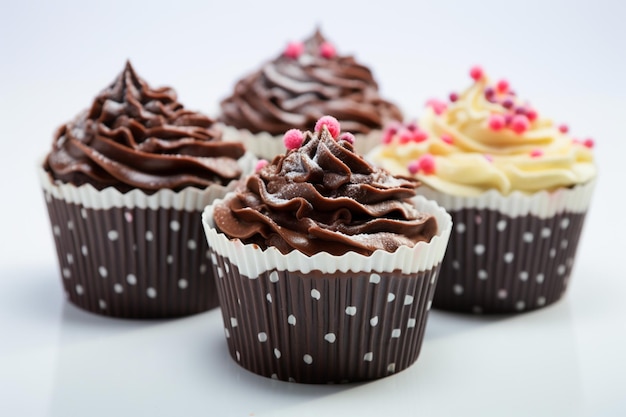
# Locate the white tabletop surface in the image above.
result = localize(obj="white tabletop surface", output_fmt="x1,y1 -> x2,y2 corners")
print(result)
1,1 -> 625,416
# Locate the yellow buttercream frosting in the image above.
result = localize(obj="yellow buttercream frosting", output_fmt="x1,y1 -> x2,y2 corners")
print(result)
369,73 -> 596,196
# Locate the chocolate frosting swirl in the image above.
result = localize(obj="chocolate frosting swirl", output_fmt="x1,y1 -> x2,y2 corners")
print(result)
219,29 -> 403,135
45,61 -> 246,193
214,128 -> 437,256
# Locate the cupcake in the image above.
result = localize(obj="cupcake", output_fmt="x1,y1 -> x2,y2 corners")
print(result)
218,29 -> 403,159
368,66 -> 597,314
39,61 -> 255,318
202,116 -> 452,383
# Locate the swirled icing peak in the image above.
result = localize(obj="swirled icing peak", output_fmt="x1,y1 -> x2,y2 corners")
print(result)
219,29 -> 402,135
214,117 -> 437,256
369,67 -> 596,196
45,61 -> 246,193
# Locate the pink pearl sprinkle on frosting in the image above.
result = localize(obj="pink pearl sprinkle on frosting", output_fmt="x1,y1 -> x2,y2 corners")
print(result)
510,114 -> 530,134
319,42 -> 336,59
526,108 -> 538,122
530,149 -> 543,158
441,134 -> 453,144
470,65 -> 484,81
284,42 -> 304,59
255,159 -> 269,172
583,138 -> 595,148
407,160 -> 420,175
426,98 -> 447,115
559,124 -> 569,134
283,129 -> 304,150
314,115 -> 341,138
338,132 -> 355,144
399,130 -> 412,144
488,114 -> 506,131
417,154 -> 436,174
449,92 -> 459,102
413,130 -> 428,142
496,79 -> 509,94
382,130 -> 394,144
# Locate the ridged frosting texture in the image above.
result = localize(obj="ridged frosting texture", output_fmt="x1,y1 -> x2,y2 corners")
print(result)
45,61 -> 246,193
369,69 -> 596,196
213,127 -> 437,256
219,29 -> 402,136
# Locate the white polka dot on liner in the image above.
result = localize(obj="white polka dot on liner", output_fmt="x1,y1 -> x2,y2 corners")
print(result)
537,296 -> 547,306
561,218 -> 570,229
199,264 -> 207,274
107,230 -> 118,241
561,239 -> 569,249
288,315 -> 296,325
474,244 -> 485,256
345,306 -> 357,316
536,273 -> 545,284
62,268 -> 71,279
126,274 -> 137,285
387,363 -> 396,373
53,225 -> 61,236
269,271 -> 279,283
166,255 -> 174,264
170,220 -> 180,231
452,260 -> 460,269
387,293 -> 396,302
453,284 -> 464,295
67,221 -> 74,230
427,300 -> 432,310
81,245 -> 88,256
187,240 -> 197,250
236,351 -> 241,362
98,299 -> 107,310
504,252 -> 514,263
557,265 -> 566,275
258,332 -> 267,342
124,212 -> 133,223
270,374 -> 278,380
519,271 -> 529,281
324,333 -> 336,343
311,289 -> 321,300
363,352 -> 373,362
456,223 -> 466,234
114,283 -> 123,293
515,301 -> 526,311
266,293 -> 272,303
81,208 -> 88,219
145,231 -> 154,241
370,316 -> 379,327
550,248 -> 557,258
369,273 -> 380,284
407,318 -> 416,328
303,354 -> 313,365
497,289 -> 508,299
67,253 -> 74,264
75,284 -> 84,295
230,317 -> 238,327
98,266 -> 108,278
541,227 -> 551,238
274,349 -> 281,359
523,232 -> 534,243
391,329 -> 401,338
146,287 -> 157,298
477,270 -> 488,280
497,220 -> 507,231
178,279 -> 188,289
224,328 -> 230,338
404,295 -> 414,305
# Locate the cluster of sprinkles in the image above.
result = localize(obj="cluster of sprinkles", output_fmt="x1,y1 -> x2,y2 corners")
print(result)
283,40 -> 336,59
255,116 -> 354,172
380,66 -> 596,177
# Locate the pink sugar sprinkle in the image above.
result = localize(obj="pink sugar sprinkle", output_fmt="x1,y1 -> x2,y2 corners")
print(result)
255,159 -> 269,172
382,130 -> 394,144
510,114 -> 530,134
338,132 -> 355,144
399,129 -> 413,144
484,154 -> 493,163
583,138 -> 595,148
284,42 -> 304,59
441,134 -> 453,144
283,129 -> 304,150
526,108 -> 538,122
319,42 -> 336,59
530,149 -> 543,158
407,160 -> 420,175
426,98 -> 447,115
558,124 -> 569,134
314,115 -> 341,138
449,92 -> 459,102
488,114 -> 506,131
469,65 -> 484,81
418,154 -> 436,174
406,121 -> 419,132
413,130 -> 428,142
496,79 -> 509,94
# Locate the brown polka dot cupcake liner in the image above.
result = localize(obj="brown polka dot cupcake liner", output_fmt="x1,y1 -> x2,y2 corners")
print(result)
38,163 -> 250,319
202,196 -> 452,383
420,180 -> 596,314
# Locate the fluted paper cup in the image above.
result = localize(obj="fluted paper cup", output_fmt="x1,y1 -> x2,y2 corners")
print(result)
202,195 -> 452,383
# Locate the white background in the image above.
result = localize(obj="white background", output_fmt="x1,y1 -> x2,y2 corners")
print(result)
1,1 -> 625,416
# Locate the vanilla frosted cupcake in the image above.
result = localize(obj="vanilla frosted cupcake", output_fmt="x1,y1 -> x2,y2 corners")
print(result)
218,29 -> 402,158
203,116 -> 451,383
368,67 -> 596,314
40,62 -> 254,318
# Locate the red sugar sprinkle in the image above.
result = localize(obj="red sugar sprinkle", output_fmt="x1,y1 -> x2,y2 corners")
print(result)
502,98 -> 514,109
449,92 -> 459,102
510,115 -> 530,134
314,115 -> 341,138
284,42 -> 304,59
488,114 -> 506,131
583,138 -> 595,148
558,124 -> 569,134
530,149 -> 543,158
406,121 -> 419,132
484,87 -> 495,99
255,159 -> 269,172
514,106 -> 527,115
526,108 -> 538,122
399,130 -> 413,144
338,132 -> 355,144
382,130 -> 394,144
470,66 -> 484,81
417,154 -> 436,174
384,121 -> 401,136
319,42 -> 336,59
283,129 -> 304,150
441,134 -> 453,144
496,79 -> 509,94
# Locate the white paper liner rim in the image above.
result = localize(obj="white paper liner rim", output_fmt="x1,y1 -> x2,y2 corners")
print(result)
417,178 -> 596,218
38,152 -> 257,211
219,124 -> 385,159
202,195 -> 452,277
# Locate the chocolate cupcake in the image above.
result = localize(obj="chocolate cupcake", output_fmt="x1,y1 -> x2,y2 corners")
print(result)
202,116 -> 452,383
218,29 -> 402,159
368,67 -> 597,314
39,61 -> 255,318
